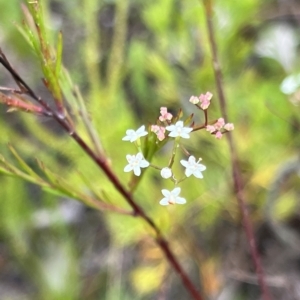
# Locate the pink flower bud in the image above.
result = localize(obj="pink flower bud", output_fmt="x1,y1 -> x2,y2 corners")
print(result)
199,92 -> 213,110
189,95 -> 199,104
159,107 -> 173,121
214,118 -> 225,130
224,123 -> 234,131
206,125 -> 215,133
215,131 -> 223,139
151,125 -> 166,141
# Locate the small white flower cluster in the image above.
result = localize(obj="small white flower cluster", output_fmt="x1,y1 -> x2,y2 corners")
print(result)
160,156 -> 206,179
122,121 -> 206,206
123,152 -> 149,176
160,187 -> 186,206
122,125 -> 149,176
122,125 -> 148,142
166,121 -> 193,139
122,93 -> 234,206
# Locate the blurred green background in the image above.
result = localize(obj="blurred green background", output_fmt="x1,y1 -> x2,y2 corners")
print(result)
1,0 -> 300,299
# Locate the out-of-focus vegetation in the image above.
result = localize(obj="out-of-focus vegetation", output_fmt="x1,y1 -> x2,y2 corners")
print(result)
0,0 -> 300,299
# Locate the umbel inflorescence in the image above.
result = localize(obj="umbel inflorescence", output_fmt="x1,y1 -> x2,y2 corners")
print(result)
122,92 -> 234,206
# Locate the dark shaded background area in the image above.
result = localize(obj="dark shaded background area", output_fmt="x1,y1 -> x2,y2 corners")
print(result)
1,0 -> 300,299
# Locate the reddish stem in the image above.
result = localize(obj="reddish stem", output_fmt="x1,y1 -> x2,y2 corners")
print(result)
0,50 -> 204,300
202,2 -> 272,300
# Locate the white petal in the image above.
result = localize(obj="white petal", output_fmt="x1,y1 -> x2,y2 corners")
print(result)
172,187 -> 181,196
168,131 -> 178,137
198,165 -> 206,171
133,166 -> 141,176
126,154 -> 133,161
189,156 -> 196,163
180,132 -> 190,139
175,197 -> 186,204
136,125 -> 148,136
159,198 -> 169,206
137,125 -> 145,132
180,160 -> 189,168
126,129 -> 134,135
193,170 -> 203,178
136,152 -> 143,160
183,127 -> 193,133
124,165 -> 133,172
161,189 -> 170,197
166,125 -> 175,132
185,169 -> 193,177
140,160 -> 150,168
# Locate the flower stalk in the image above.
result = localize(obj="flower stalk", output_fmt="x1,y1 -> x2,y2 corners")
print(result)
201,1 -> 271,299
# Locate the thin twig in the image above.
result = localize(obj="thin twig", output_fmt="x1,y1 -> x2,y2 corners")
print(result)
201,1 -> 272,300
0,49 -> 204,300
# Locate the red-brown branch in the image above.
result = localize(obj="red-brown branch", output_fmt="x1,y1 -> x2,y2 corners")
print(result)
0,49 -> 204,300
201,1 -> 272,300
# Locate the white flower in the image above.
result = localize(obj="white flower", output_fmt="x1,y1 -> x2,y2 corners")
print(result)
159,187 -> 186,205
180,156 -> 206,178
160,167 -> 172,179
124,152 -> 150,176
122,125 -> 148,142
166,121 -> 193,139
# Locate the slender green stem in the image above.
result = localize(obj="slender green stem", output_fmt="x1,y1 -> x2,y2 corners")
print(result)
168,138 -> 180,168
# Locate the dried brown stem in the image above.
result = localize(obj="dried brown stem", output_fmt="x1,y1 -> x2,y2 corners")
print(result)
201,1 -> 272,300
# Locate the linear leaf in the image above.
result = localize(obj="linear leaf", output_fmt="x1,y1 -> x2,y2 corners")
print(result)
55,31 -> 63,78
8,145 -> 41,179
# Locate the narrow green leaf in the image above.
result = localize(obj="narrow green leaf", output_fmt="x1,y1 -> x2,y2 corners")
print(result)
184,113 -> 194,126
37,159 -> 79,198
8,145 -> 41,179
55,31 -> 63,78
41,186 -> 73,198
0,157 -> 42,185
0,165 -> 14,176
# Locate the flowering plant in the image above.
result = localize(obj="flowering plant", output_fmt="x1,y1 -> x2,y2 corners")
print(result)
122,94 -> 234,206
0,2 -> 275,300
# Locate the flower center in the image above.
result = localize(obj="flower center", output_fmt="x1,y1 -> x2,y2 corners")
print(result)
168,195 -> 175,204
